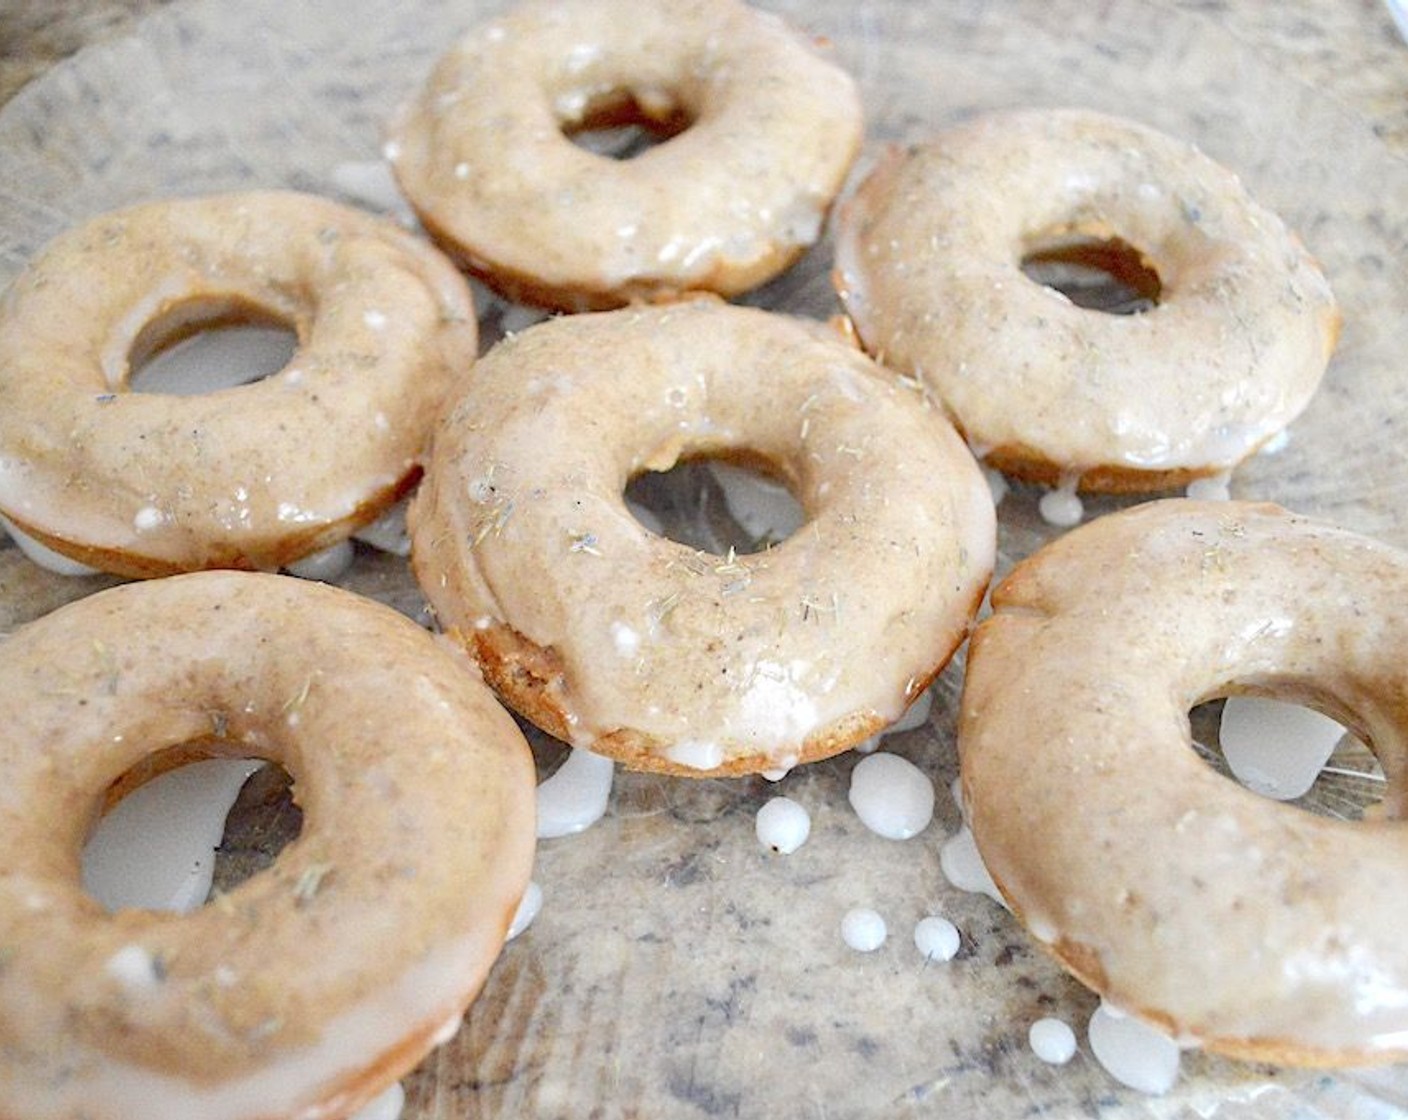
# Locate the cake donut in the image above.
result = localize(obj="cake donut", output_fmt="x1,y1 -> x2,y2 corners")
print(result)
0,570 -> 535,1119
410,298 -> 995,777
833,109 -> 1340,491
0,190 -> 476,578
389,0 -> 863,311
959,500 -> 1408,1065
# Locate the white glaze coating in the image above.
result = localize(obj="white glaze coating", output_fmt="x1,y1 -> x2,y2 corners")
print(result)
755,796 -> 811,854
410,299 -> 995,775
507,881 -> 544,941
847,752 -> 935,840
834,110 -> 1339,491
0,572 -> 536,1119
1029,1017 -> 1078,1066
390,0 -> 862,310
352,499 -> 413,557
128,322 -> 295,395
82,758 -> 263,914
841,908 -> 887,952
285,539 -> 356,583
961,501 -> 1408,1064
1,514 -> 102,576
939,824 -> 1007,909
913,916 -> 960,963
349,1081 -> 405,1120
0,191 -> 475,577
1220,696 -> 1344,801
1087,1003 -> 1181,1094
536,748 -> 615,838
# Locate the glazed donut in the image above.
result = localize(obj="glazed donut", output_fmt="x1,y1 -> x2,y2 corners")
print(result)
389,0 -> 863,311
959,499 -> 1408,1065
833,109 -> 1340,491
410,298 -> 995,777
0,190 -> 476,578
0,570 -> 535,1119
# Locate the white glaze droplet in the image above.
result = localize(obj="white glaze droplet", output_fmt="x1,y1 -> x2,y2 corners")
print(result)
848,753 -> 935,840
1029,1017 -> 1078,1065
499,302 -> 550,336
663,739 -> 725,772
352,499 -> 412,557
1087,1002 -> 1181,1094
0,515 -> 101,576
755,796 -> 811,854
105,944 -> 163,991
610,620 -> 641,657
1219,697 -> 1344,800
841,908 -> 887,952
507,880 -> 543,941
939,825 -> 1008,909
536,748 -> 614,838
1038,477 -> 1083,528
852,734 -> 881,755
429,1012 -> 462,1047
349,1080 -> 405,1120
1258,429 -> 1291,456
983,466 -> 1010,507
1185,471 -> 1232,501
132,506 -> 165,533
82,759 -> 264,913
913,916 -> 960,962
285,539 -> 356,583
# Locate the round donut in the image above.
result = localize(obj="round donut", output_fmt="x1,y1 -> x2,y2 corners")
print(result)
959,499 -> 1408,1065
389,0 -> 863,311
410,298 -> 995,777
0,570 -> 535,1119
0,190 -> 477,578
833,109 -> 1340,492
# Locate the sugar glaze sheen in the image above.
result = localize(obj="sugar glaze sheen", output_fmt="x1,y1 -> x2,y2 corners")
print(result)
390,0 -> 864,310
960,501 -> 1408,1065
834,109 -> 1340,493
410,299 -> 995,777
0,191 -> 476,577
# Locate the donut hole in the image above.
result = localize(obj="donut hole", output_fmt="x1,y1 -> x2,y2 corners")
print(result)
1019,234 -> 1161,315
624,453 -> 804,556
81,747 -> 302,913
562,89 -> 694,160
126,297 -> 298,395
1188,696 -> 1384,820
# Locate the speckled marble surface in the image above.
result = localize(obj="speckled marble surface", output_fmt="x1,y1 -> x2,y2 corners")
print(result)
0,1 -> 168,105
2,3 -> 1408,1119
5,0 -> 1407,147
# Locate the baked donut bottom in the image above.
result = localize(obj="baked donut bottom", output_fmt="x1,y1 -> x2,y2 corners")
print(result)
413,200 -> 813,313
464,616 -> 958,778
